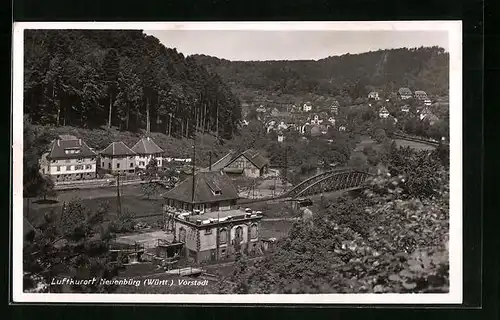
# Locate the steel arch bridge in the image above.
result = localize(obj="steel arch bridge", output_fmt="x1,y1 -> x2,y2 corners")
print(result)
283,167 -> 372,199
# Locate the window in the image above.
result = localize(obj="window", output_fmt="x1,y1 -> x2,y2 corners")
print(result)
251,224 -> 258,239
179,228 -> 186,243
66,166 -> 71,171
205,228 -> 212,235
140,161 -> 145,166
219,228 -> 228,244
213,190 -> 221,196
108,163 -> 111,169
130,162 -> 134,168
235,226 -> 243,243
85,164 -> 92,169
56,166 -> 60,172
75,165 -> 84,170
117,163 -> 120,169
221,249 -> 226,255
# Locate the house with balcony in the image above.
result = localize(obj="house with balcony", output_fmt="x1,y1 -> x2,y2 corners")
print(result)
368,91 -> 381,101
131,137 -> 164,169
40,136 -> 97,182
100,142 -> 136,173
397,87 -> 413,100
163,171 -> 263,262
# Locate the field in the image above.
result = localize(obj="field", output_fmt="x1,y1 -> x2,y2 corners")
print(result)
393,139 -> 436,151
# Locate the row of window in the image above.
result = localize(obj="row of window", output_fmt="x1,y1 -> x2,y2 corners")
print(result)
103,162 -> 135,169
55,164 -> 93,171
179,225 -> 258,244
51,157 -> 96,164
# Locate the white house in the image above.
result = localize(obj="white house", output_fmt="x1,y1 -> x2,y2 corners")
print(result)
368,91 -> 380,101
310,114 -> 323,125
40,136 -> 97,182
379,106 -> 390,118
131,137 -> 164,169
277,132 -> 285,143
100,141 -> 137,174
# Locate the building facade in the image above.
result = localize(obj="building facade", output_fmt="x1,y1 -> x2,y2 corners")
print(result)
302,102 -> 313,112
100,142 -> 137,174
413,90 -> 429,101
163,171 -> 263,263
398,87 -> 413,100
224,149 -> 269,178
379,106 -> 390,118
40,137 -> 97,182
131,137 -> 164,169
368,91 -> 380,100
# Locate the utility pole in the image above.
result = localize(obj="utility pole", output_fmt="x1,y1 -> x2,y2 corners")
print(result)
283,146 -> 288,192
191,118 -> 196,214
116,174 -> 121,216
208,151 -> 212,171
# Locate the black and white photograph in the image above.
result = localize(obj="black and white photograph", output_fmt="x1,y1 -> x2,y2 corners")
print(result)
12,21 -> 462,304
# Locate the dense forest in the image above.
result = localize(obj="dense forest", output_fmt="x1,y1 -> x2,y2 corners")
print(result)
24,30 -> 241,139
193,46 -> 449,104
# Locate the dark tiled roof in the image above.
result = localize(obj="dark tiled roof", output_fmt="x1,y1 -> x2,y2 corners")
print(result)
163,171 -> 239,204
131,137 -> 164,155
240,149 -> 269,169
47,138 -> 97,160
100,142 -> 136,157
208,151 -> 237,171
398,87 -> 412,94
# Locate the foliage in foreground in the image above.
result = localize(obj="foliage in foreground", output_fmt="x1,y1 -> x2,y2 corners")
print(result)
220,146 -> 449,294
23,199 -> 124,293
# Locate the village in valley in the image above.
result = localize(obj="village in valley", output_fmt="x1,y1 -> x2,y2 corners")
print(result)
22,29 -> 451,294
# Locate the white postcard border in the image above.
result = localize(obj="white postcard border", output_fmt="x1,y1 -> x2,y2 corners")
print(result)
12,21 -> 463,304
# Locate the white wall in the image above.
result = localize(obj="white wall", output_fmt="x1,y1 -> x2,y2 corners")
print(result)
48,158 -> 96,175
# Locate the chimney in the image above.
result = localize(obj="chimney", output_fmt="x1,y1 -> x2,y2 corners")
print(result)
79,139 -> 82,145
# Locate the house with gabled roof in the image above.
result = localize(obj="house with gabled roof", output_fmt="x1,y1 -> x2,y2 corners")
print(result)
100,141 -> 136,174
414,90 -> 429,101
379,106 -> 390,118
162,171 -> 263,263
40,136 -> 97,182
131,137 -> 164,169
223,149 -> 269,178
368,91 -> 380,101
398,87 -> 413,100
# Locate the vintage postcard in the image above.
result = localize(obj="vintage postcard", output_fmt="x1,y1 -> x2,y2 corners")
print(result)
12,21 -> 462,304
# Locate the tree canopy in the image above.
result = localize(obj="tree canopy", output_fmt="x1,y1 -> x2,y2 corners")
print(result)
24,30 -> 241,139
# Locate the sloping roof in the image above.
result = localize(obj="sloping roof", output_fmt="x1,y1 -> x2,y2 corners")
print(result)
131,137 -> 164,155
47,138 -> 97,160
163,171 -> 239,204
100,141 -> 136,157
414,90 -> 428,98
59,134 -> 78,140
239,149 -> 269,169
207,150 -> 237,171
398,87 -> 412,95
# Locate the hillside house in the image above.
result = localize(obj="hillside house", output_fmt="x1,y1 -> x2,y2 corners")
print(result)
330,104 -> 339,115
223,149 -> 270,178
310,114 -> 323,125
302,102 -> 313,112
368,91 -> 380,101
328,116 -> 336,126
398,87 -> 413,100
413,90 -> 429,102
256,105 -> 267,113
379,106 -> 390,118
131,137 -> 164,169
419,107 -> 440,125
277,131 -> 285,143
40,137 -> 97,182
100,142 -> 136,174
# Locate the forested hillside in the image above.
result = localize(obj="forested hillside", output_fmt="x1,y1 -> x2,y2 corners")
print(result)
193,46 -> 449,104
24,30 -> 241,139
